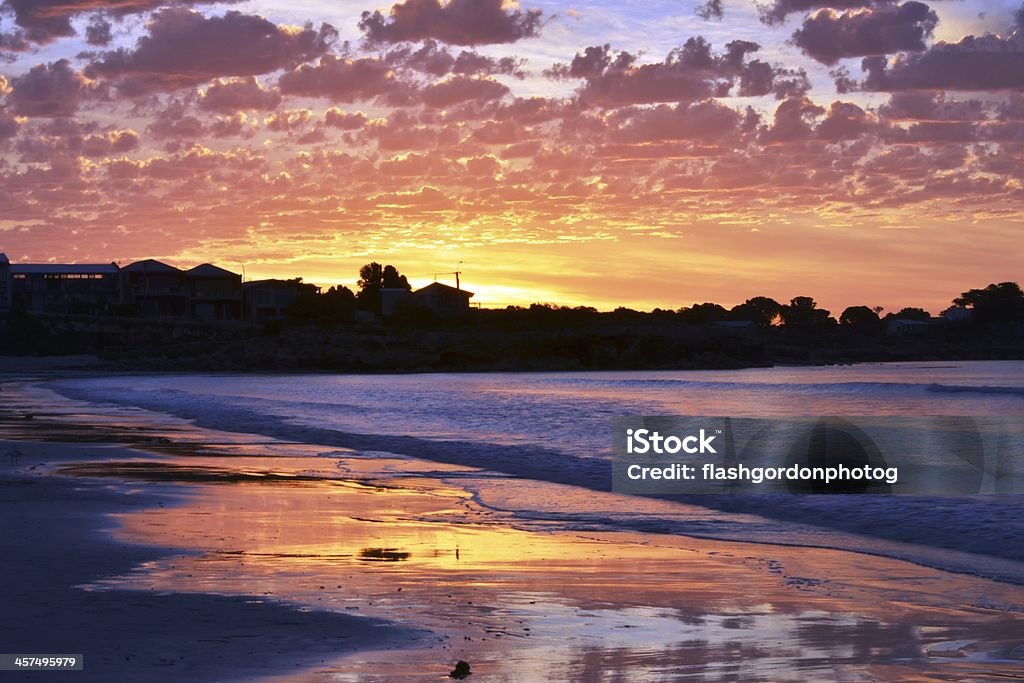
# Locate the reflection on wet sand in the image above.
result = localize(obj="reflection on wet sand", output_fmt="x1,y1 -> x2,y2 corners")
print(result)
73,456 -> 1024,682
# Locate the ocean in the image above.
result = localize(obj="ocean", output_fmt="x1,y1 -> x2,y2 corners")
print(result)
44,361 -> 1024,584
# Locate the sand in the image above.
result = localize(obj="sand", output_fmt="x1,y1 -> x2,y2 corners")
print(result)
0,442 -> 420,683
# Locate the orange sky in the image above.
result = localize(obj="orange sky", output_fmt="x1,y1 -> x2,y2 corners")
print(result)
1,0 -> 1022,315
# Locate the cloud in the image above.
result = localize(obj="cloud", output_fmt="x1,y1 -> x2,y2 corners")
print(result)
465,153 -> 501,176
816,101 -> 878,141
363,110 -> 460,150
209,112 -> 256,138
360,0 -> 544,46
8,59 -> 92,117
386,40 -> 456,76
0,107 -> 19,138
81,129 -> 141,157
451,50 -> 523,78
0,0 -> 242,45
0,30 -> 32,52
472,118 -> 525,144
562,38 -> 800,107
85,16 -> 112,47
264,109 -> 312,133
896,120 -> 977,143
278,55 -> 397,102
879,91 -> 987,121
999,93 -> 1024,120
324,108 -> 368,129
347,185 -> 455,211
545,43 -> 633,80
759,96 -> 825,144
759,0 -> 888,25
422,75 -> 510,108
793,2 -> 938,65
860,30 -> 1024,91
385,40 -> 524,77
378,151 -> 457,177
199,77 -> 281,113
696,0 -> 724,21
84,9 -> 336,93
608,100 -> 742,143
147,100 -> 205,139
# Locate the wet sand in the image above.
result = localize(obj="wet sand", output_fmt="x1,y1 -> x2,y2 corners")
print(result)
2,382 -> 1024,681
0,442 -> 418,683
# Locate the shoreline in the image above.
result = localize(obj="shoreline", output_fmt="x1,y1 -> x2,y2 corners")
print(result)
0,441 -> 422,683
3,353 -> 1023,377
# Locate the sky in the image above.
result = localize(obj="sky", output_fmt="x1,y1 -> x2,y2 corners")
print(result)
0,0 -> 1022,314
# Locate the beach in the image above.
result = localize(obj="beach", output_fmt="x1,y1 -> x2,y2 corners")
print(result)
2,364 -> 1024,681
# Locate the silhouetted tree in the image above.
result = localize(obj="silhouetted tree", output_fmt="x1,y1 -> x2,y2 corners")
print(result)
730,296 -> 783,328
358,262 -> 383,292
381,264 -> 410,290
678,302 -> 728,324
840,305 -> 881,331
954,282 -> 1024,326
357,262 -> 410,313
887,307 -> 930,322
781,297 -> 834,328
287,282 -> 354,322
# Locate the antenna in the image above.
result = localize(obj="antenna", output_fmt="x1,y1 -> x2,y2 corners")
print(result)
431,261 -> 464,289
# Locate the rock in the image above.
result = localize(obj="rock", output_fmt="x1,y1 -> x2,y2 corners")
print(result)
449,660 -> 471,679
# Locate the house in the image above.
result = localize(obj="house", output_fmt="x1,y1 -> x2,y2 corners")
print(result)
9,262 -> 120,315
380,287 -> 412,317
886,318 -> 930,336
411,281 -> 474,316
243,278 -> 317,320
942,306 -> 972,323
122,259 -> 188,318
186,263 -> 242,320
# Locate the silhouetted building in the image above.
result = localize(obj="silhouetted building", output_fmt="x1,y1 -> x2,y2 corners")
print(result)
243,278 -> 316,320
380,287 -> 412,317
186,263 -> 242,320
942,306 -> 972,322
886,318 -> 930,336
0,254 -> 9,311
10,262 -> 120,315
122,259 -> 188,318
412,282 -> 473,316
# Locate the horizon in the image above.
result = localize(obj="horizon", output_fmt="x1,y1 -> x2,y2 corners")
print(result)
2,0 -> 1023,314
2,250 -> 1004,317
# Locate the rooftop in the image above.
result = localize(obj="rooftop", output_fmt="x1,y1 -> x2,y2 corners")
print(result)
11,263 -> 118,275
413,281 -> 474,297
187,263 -> 239,278
122,259 -> 180,274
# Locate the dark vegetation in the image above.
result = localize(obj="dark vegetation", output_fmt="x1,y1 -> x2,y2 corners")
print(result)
1,267 -> 1022,372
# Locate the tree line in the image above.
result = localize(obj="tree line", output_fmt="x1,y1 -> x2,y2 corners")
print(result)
285,263 -> 1024,333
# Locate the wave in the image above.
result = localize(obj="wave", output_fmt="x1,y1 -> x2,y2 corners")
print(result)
547,377 -> 948,395
927,383 -> 1024,397
544,376 -> 1024,398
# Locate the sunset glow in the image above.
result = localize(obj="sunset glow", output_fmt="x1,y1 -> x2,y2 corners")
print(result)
1,0 -> 1022,313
